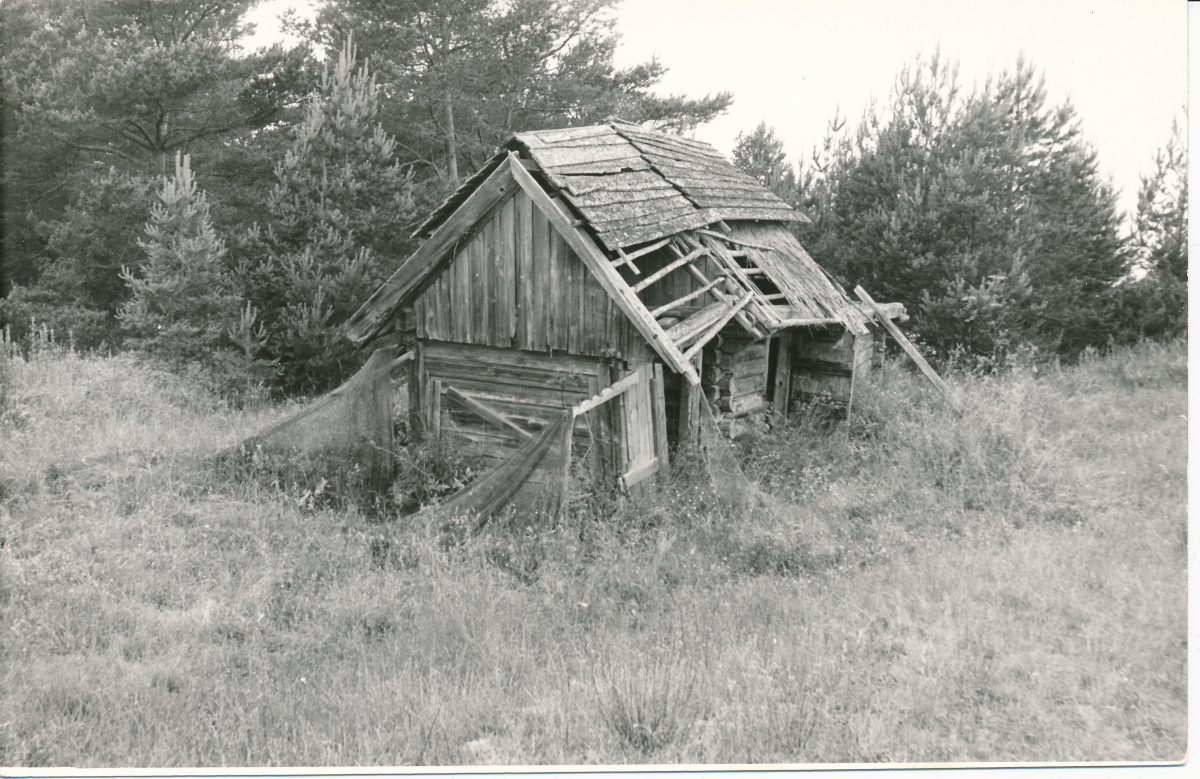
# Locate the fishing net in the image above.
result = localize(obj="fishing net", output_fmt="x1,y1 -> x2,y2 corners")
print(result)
417,409 -> 573,532
697,397 -> 768,517
218,346 -> 399,507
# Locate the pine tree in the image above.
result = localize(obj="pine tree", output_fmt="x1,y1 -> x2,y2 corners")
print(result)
1114,117 -> 1188,340
236,38 -> 417,395
798,53 -> 1128,363
732,122 -> 799,205
120,152 -> 246,366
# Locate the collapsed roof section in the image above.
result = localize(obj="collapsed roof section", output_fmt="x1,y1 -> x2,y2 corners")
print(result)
348,123 -> 868,384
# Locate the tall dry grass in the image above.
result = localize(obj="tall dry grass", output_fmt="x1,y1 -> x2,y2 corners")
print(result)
0,331 -> 1187,766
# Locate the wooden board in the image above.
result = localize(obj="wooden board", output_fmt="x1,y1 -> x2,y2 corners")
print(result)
618,361 -> 658,495
650,363 -> 670,468
773,331 -> 793,422
790,328 -> 854,409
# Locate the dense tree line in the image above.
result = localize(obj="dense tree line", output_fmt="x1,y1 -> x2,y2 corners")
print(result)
1,2 -> 1184,396
1,0 -> 729,395
733,53 -> 1186,369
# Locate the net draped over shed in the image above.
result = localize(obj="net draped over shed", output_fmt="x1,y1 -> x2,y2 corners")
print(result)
226,346 -> 399,503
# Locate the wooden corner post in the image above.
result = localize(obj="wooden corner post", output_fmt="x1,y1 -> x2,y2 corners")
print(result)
678,352 -> 704,449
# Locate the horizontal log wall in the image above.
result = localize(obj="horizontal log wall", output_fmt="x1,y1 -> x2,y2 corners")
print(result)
702,327 -> 769,418
412,189 -> 640,360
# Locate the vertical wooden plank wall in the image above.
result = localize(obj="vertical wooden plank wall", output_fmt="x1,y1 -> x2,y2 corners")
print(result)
496,196 -> 516,347
790,328 -> 856,409
412,189 -> 630,361
517,189 -> 534,349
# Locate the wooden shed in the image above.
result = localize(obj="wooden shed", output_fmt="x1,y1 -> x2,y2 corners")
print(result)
346,122 -> 880,502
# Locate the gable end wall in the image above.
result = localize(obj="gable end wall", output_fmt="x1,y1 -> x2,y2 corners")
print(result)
411,187 -> 641,360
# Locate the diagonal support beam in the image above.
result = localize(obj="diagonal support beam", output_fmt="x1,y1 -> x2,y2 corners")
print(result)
855,286 -> 963,415
631,248 -> 707,293
682,291 -> 754,362
443,385 -> 533,439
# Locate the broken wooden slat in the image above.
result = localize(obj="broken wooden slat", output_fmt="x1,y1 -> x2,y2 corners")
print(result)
854,286 -> 964,415
763,293 -> 789,302
664,299 -> 733,348
688,233 -> 771,324
610,236 -> 673,274
774,317 -> 840,328
682,291 -> 754,362
571,371 -> 640,417
613,247 -> 640,275
622,237 -> 672,262
631,247 -> 707,293
619,456 -> 659,492
683,263 -> 765,339
444,384 -> 534,439
387,350 -> 416,374
649,277 -> 724,318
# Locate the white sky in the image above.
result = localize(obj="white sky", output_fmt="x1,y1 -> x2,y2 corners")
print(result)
246,0 -> 1187,221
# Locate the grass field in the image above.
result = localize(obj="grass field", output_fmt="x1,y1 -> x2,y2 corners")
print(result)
0,333 -> 1187,767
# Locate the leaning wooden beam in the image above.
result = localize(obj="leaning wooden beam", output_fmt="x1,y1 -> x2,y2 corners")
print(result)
622,237 -> 673,263
683,291 -> 754,362
611,237 -> 673,274
507,153 -> 701,385
854,286 -> 964,415
444,385 -> 533,439
665,301 -> 731,348
649,277 -> 724,318
631,247 -> 707,293
386,350 -> 416,374
684,262 -> 764,339
775,317 -> 841,328
613,247 -> 640,275
571,372 -> 640,417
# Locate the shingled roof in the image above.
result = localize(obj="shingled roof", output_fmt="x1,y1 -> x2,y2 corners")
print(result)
415,122 -> 806,253
350,125 -> 867,382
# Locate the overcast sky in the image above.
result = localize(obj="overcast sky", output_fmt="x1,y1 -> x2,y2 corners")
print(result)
246,0 -> 1187,222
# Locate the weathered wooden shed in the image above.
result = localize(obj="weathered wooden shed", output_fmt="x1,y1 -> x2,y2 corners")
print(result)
346,122 -> 881,502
